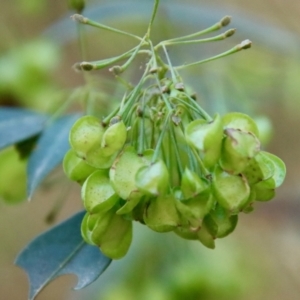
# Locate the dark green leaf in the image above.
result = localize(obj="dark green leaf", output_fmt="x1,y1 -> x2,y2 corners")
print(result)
27,113 -> 81,199
15,135 -> 40,159
15,211 -> 112,300
0,107 -> 47,150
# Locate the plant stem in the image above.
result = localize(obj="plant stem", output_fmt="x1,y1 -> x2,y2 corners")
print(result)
159,15 -> 231,44
161,44 -> 180,83
118,59 -> 153,118
85,90 -> 96,115
117,37 -> 148,73
114,76 -> 134,90
80,55 -> 132,71
147,40 -> 173,112
190,146 -> 210,176
72,14 -> 143,41
136,89 -> 147,155
102,104 -> 121,126
80,46 -> 142,71
147,0 -> 160,37
170,96 -> 203,117
163,29 -> 236,46
170,124 -> 183,175
175,40 -> 252,70
184,93 -> 212,121
152,112 -> 171,163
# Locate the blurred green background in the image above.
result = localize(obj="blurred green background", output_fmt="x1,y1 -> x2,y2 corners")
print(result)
0,0 -> 300,299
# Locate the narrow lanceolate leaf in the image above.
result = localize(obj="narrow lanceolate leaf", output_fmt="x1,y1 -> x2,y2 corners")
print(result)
0,107 -> 48,150
15,211 -> 112,300
27,113 -> 81,199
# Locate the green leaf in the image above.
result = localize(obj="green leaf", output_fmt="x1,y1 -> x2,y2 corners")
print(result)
15,135 -> 40,159
27,113 -> 81,199
0,107 -> 47,150
15,211 -> 112,300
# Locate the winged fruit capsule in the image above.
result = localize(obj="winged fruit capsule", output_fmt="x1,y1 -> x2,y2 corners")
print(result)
220,128 -> 260,174
222,112 -> 260,137
109,146 -> 152,199
197,220 -> 216,249
135,159 -> 169,196
63,149 -> 97,183
81,170 -> 119,214
99,217 -> 132,259
185,114 -> 223,169
250,151 -> 286,202
95,207 -> 133,259
101,117 -> 127,157
144,194 -> 180,232
84,147 -> 117,169
242,151 -> 275,185
69,115 -> 105,159
175,192 -> 214,230
260,152 -> 286,188
212,166 -> 250,213
181,168 -> 209,199
205,205 -> 238,238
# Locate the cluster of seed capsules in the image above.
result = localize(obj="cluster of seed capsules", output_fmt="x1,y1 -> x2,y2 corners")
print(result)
63,82 -> 286,259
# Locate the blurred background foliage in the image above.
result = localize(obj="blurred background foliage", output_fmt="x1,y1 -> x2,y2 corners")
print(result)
0,0 -> 300,299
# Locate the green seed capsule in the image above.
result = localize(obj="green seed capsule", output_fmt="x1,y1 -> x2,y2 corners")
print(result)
101,120 -> 127,157
174,226 -> 198,240
181,168 -> 209,199
197,221 -> 215,249
243,204 -> 255,213
116,190 -> 144,215
144,195 -> 180,232
86,212 -> 101,231
260,151 -> 286,188
203,214 -> 218,237
212,166 -> 250,213
131,197 -> 148,223
69,115 -> 105,159
220,128 -> 260,174
110,146 -> 152,200
175,192 -> 214,230
84,147 -> 117,169
241,189 -> 256,213
207,205 -> 238,238
253,180 -> 275,202
90,209 -> 115,245
95,211 -> 133,259
81,170 -> 119,214
81,211 -> 112,245
242,151 -> 275,185
222,112 -> 260,137
81,212 -> 94,245
255,188 -> 275,202
250,151 -> 285,202
135,160 -> 169,196
185,114 -> 223,169
63,149 -> 97,183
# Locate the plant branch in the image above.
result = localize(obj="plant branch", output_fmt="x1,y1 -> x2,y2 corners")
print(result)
147,0 -> 160,37
71,14 -> 143,41
175,40 -> 252,70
